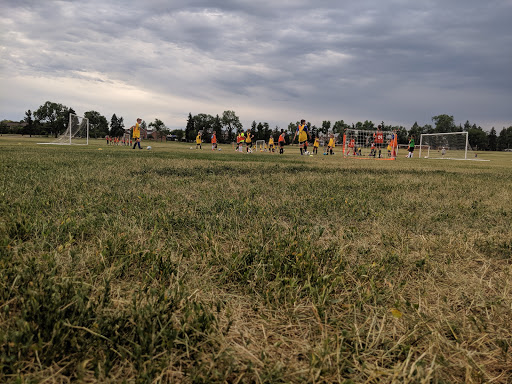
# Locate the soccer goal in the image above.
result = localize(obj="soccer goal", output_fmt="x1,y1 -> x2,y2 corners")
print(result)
38,114 -> 89,145
342,129 -> 398,160
419,132 -> 487,160
255,140 -> 266,152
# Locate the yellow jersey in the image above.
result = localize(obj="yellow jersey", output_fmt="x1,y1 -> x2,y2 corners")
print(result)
133,123 -> 140,139
297,124 -> 308,142
196,134 -> 201,144
314,138 -> 319,148
328,138 -> 334,147
269,137 -> 274,146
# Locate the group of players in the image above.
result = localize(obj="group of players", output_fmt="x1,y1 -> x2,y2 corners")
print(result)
127,118 -> 409,158
193,119 -> 336,156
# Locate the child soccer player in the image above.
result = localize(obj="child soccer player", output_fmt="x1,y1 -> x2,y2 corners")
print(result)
313,137 -> 320,154
245,130 -> 254,153
131,118 -> 142,149
211,131 -> 217,150
292,119 -> 310,155
406,136 -> 415,158
196,132 -> 202,149
327,134 -> 335,155
268,135 -> 275,153
278,130 -> 286,154
370,141 -> 376,157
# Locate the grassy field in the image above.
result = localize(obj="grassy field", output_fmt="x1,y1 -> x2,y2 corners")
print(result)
1,136 -> 511,383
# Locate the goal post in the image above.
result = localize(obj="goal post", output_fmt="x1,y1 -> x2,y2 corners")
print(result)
419,132 -> 475,160
38,113 -> 89,145
342,129 -> 398,160
255,140 -> 266,152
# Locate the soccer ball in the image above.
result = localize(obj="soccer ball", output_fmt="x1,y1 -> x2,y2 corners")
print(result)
304,151 -> 310,155
424,156 -> 428,159
147,146 -> 152,150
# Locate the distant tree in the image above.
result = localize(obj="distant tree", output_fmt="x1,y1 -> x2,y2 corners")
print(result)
497,126 -> 512,150
33,101 -> 70,137
409,122 -> 423,139
394,126 -> 408,145
84,110 -> 109,138
287,122 -> 297,136
321,120 -> 331,135
149,118 -> 168,141
468,125 -> 488,150
221,110 -> 242,143
110,114 -> 125,137
185,113 -> 195,142
333,120 -> 349,135
193,114 -> 214,142
262,122 -> 271,140
488,127 -> 497,151
22,110 -> 34,137
170,129 -> 185,141
255,122 -> 263,140
362,120 -> 374,130
432,114 -> 456,133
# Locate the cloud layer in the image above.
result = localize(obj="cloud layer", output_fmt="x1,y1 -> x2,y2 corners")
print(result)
1,0 -> 511,130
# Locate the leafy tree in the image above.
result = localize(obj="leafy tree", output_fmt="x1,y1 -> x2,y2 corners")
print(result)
33,101 -> 70,137
362,120 -> 374,130
321,120 -> 331,135
333,120 -> 349,135
497,126 -> 512,150
409,122 -> 423,139
22,110 -> 34,137
193,114 -> 214,142
488,127 -> 498,151
287,122 -> 297,136
432,114 -> 456,133
110,114 -> 125,137
221,110 -> 242,142
149,118 -> 168,142
169,129 -> 185,141
468,125 -> 488,150
185,113 -> 195,142
84,111 -> 109,138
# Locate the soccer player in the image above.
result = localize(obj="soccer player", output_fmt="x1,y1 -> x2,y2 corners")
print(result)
245,130 -> 254,153
406,136 -> 415,158
196,131 -> 202,149
313,136 -> 320,154
131,118 -> 142,149
268,135 -> 275,153
211,131 -> 217,150
327,134 -> 335,155
292,119 -> 310,155
278,130 -> 286,154
374,125 -> 384,158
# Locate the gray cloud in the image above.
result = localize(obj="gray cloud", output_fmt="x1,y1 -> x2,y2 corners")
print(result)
1,0 -> 511,130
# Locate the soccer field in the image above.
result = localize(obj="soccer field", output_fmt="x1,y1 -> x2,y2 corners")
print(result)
1,137 -> 511,383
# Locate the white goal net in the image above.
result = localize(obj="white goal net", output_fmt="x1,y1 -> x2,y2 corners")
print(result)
342,129 -> 398,160
255,140 -> 266,152
39,114 -> 89,145
419,132 -> 483,160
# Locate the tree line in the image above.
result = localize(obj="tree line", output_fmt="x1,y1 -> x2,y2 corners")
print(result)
1,101 -> 511,150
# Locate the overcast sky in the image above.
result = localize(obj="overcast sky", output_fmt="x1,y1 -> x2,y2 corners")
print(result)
1,0 -> 511,131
